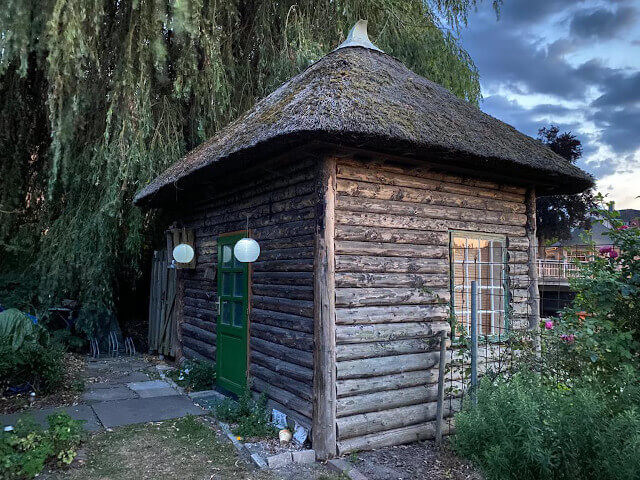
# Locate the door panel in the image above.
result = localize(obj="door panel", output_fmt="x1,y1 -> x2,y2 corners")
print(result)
216,233 -> 249,395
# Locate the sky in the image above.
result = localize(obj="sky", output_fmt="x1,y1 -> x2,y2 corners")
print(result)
459,0 -> 640,209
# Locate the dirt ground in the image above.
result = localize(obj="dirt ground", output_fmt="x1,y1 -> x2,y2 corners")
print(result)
43,416 -> 344,480
1,353 -> 86,414
349,440 -> 482,480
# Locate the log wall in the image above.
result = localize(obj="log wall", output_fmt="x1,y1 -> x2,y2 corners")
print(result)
332,158 -> 530,454
175,156 -> 318,428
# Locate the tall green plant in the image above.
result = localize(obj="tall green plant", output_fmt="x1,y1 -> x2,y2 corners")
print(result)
0,0 -> 498,334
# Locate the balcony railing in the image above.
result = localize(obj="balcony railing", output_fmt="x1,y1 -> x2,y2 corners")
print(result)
537,259 -> 583,280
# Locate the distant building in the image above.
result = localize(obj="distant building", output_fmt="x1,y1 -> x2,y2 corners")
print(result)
538,206 -> 639,316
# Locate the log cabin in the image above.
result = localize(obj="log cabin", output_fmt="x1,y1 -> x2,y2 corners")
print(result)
134,21 -> 593,458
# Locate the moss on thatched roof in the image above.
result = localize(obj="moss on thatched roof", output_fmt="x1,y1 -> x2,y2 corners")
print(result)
134,47 -> 593,207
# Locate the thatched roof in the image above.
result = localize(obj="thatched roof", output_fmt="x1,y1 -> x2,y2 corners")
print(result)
134,37 -> 593,207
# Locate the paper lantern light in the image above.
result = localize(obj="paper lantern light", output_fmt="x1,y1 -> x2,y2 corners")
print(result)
234,238 -> 260,263
173,243 -> 195,264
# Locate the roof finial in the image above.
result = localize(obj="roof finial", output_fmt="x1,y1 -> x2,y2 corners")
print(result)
335,20 -> 383,52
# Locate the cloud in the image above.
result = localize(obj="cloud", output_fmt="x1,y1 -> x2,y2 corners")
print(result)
570,6 -> 638,40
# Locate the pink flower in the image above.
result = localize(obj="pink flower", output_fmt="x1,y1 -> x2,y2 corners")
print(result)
609,250 -> 619,259
616,225 -> 629,230
561,334 -> 575,344
545,321 -> 554,330
599,245 -> 614,255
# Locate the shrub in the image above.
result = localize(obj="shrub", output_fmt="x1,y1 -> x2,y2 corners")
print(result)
0,412 -> 84,479
213,388 -> 276,439
169,360 -> 216,392
452,372 -> 640,480
0,333 -> 65,395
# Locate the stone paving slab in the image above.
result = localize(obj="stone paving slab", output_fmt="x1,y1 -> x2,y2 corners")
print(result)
0,405 -> 101,432
84,371 -> 150,388
91,395 -> 205,428
82,385 -> 138,403
127,380 -> 177,398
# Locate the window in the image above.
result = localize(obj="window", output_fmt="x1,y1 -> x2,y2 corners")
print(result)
451,232 -> 507,337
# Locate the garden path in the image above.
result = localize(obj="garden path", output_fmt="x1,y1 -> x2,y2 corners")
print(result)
0,356 -> 204,431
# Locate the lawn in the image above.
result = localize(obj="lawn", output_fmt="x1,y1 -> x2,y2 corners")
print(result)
44,416 -> 343,480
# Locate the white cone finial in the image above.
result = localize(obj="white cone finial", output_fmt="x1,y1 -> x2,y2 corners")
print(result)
335,20 -> 383,52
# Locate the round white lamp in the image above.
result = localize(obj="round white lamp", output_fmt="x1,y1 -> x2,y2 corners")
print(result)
234,238 -> 260,263
172,243 -> 195,264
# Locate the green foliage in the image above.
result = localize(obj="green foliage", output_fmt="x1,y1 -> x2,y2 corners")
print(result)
213,388 -> 276,439
0,332 -> 64,394
0,0 -> 496,332
168,360 -> 216,392
0,412 -> 84,479
453,204 -> 640,479
0,309 -> 35,351
453,372 -> 640,480
566,203 -> 640,344
535,126 -> 596,242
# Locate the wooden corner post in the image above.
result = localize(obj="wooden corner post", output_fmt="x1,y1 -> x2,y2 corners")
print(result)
312,157 -> 337,459
525,188 -> 541,342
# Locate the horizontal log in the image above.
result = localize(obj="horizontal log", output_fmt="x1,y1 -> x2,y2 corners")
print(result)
337,195 -> 527,227
251,271 -> 313,286
257,234 -> 315,251
335,224 -> 449,245
335,305 -> 449,325
183,315 -> 216,333
250,350 -> 313,384
337,352 -> 440,379
252,284 -> 314,301
181,323 -> 217,345
337,400 -> 461,439
252,296 -> 314,317
182,336 -> 216,360
336,178 -> 526,213
257,246 -> 314,262
252,220 -> 316,241
338,158 -> 526,194
183,305 -> 216,322
507,236 -> 529,251
335,288 -> 450,307
337,384 -> 440,417
335,272 -> 449,288
250,363 -> 313,402
336,321 -> 450,344
336,211 -> 526,236
250,322 -> 313,351
251,377 -> 312,419
203,205 -> 315,231
508,250 -> 529,264
252,259 -> 313,272
336,163 -> 525,203
256,394 -> 312,428
336,420 -> 453,455
335,240 -> 448,259
182,345 -> 212,363
336,338 -> 444,361
184,288 -> 215,301
508,264 -> 529,276
336,369 -> 438,397
250,308 -> 313,334
335,255 -> 447,274
250,337 -> 313,369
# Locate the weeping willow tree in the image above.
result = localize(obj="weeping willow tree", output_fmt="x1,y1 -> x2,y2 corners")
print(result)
0,0 -> 499,335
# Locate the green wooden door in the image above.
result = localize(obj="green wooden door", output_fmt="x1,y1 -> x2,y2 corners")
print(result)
216,233 -> 249,395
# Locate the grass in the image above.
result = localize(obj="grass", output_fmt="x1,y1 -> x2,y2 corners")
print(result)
43,416 -> 347,480
45,416 -> 272,480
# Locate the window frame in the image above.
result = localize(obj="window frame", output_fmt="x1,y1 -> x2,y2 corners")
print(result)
449,230 -> 510,342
